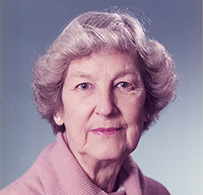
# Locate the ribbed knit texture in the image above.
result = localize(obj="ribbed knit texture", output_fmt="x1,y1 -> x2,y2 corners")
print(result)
0,132 -> 170,195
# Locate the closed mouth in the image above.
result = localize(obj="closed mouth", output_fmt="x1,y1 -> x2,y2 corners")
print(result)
91,127 -> 124,136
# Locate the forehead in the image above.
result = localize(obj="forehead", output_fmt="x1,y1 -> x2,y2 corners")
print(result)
66,50 -> 140,78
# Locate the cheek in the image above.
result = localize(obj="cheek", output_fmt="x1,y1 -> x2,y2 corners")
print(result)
118,94 -> 145,123
117,94 -> 145,148
62,93 -> 92,121
63,111 -> 88,151
123,101 -> 144,151
62,97 -> 93,141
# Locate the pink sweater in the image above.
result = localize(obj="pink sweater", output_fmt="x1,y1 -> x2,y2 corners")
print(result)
0,132 -> 170,195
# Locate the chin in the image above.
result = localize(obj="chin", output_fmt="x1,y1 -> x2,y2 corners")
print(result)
89,146 -> 132,162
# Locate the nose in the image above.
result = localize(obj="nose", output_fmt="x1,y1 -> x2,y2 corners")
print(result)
95,91 -> 118,117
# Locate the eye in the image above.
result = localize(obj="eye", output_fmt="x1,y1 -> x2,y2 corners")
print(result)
116,82 -> 135,91
76,83 -> 92,90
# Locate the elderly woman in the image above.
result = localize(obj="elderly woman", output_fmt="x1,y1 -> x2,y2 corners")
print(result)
1,11 -> 177,195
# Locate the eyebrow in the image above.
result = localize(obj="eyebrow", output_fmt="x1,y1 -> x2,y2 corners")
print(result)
115,70 -> 139,78
70,71 -> 94,79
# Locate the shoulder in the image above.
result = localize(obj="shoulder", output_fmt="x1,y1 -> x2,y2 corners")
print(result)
0,179 -> 35,195
0,133 -> 72,195
143,176 -> 170,195
121,156 -> 170,195
0,141 -> 57,195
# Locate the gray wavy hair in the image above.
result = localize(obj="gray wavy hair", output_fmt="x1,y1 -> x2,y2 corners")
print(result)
33,11 -> 177,134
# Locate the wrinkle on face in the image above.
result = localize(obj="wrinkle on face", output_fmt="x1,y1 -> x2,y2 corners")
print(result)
60,49 -> 146,163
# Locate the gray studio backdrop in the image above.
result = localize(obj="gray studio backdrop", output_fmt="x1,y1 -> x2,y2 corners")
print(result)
0,1 -> 202,195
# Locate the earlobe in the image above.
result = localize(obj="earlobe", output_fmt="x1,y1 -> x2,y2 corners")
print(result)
53,113 -> 64,126
143,110 -> 149,123
144,114 -> 148,123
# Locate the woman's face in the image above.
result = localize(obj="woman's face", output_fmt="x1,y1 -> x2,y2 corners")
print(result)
56,49 -> 146,162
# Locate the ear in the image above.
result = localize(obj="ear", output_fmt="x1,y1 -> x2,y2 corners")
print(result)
143,109 -> 149,123
53,111 -> 64,126
143,114 -> 148,123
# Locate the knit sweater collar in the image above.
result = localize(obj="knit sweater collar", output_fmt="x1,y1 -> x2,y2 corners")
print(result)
37,132 -> 143,195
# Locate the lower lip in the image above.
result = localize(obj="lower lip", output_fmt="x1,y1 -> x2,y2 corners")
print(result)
91,128 -> 121,136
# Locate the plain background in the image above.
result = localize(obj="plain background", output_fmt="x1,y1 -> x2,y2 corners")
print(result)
0,0 -> 202,194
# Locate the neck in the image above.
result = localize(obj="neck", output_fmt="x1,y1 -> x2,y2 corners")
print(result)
63,132 -> 125,192
76,154 -> 123,193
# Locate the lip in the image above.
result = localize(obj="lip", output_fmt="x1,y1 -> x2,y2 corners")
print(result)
91,127 -> 123,136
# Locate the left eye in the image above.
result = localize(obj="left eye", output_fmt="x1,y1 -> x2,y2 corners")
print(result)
76,83 -> 92,90
116,82 -> 135,90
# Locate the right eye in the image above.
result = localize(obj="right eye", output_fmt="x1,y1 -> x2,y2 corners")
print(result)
76,83 -> 92,90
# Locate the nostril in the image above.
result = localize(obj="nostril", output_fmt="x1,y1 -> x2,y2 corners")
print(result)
108,107 -> 119,118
